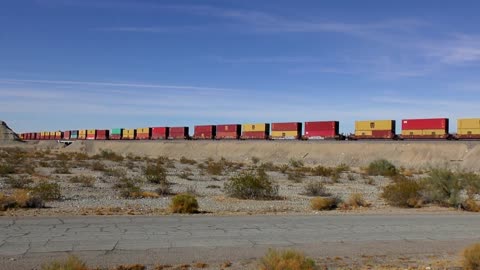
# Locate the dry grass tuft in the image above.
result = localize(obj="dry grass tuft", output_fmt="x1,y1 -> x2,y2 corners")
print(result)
194,262 -> 209,268
140,191 -> 160,199
41,255 -> 88,270
463,243 -> 480,270
258,249 -> 316,270
113,264 -> 146,270
310,197 -> 339,211
342,193 -> 370,209
170,193 -> 199,214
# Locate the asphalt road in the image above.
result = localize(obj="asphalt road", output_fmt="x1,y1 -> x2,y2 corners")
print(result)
1,214 -> 480,269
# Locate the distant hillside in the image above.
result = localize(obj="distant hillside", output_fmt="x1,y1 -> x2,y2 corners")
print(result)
0,121 -> 21,142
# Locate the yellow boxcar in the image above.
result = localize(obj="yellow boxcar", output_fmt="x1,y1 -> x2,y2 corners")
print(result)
458,119 -> 480,129
458,128 -> 480,135
271,131 -> 299,138
78,130 -> 87,139
137,128 -> 150,134
401,130 -> 423,136
355,120 -> 394,131
242,123 -> 268,132
87,129 -> 96,135
354,130 -> 373,136
421,129 -> 447,135
55,131 -> 62,137
122,129 -> 136,139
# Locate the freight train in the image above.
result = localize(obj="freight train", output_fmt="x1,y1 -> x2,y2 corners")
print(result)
19,118 -> 480,141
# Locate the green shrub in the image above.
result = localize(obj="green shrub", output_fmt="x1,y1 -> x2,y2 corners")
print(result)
32,182 -> 62,201
224,170 -> 279,200
367,159 -> 397,176
381,179 -> 423,208
311,165 -> 334,177
5,176 -> 33,189
53,161 -> 71,174
258,249 -> 316,270
170,193 -> 199,213
41,255 -> 88,270
105,168 -> 126,178
287,170 -> 306,183
463,243 -> 480,270
0,164 -> 16,175
251,156 -> 260,165
422,168 -> 462,207
91,162 -> 107,171
205,160 -> 224,175
115,178 -> 143,199
180,156 -> 197,165
94,149 -> 124,162
289,159 -> 304,168
310,197 -> 339,211
69,175 -> 95,187
145,162 -> 168,184
303,181 -> 329,197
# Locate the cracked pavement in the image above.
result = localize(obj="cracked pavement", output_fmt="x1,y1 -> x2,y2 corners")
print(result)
1,214 -> 480,269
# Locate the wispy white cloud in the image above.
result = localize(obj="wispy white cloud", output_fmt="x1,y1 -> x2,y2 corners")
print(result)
0,78 -> 238,92
423,34 -> 480,65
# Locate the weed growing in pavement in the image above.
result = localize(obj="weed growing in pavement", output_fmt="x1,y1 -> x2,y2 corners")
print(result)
258,249 -> 316,270
41,255 -> 88,270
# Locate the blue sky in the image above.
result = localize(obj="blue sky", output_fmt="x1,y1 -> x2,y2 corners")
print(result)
2,0 -> 480,133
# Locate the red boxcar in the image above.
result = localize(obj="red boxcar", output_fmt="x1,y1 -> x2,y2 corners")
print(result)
271,122 -> 302,139
63,131 -> 71,140
193,125 -> 216,140
216,124 -> 241,139
168,127 -> 189,140
36,133 -> 41,140
96,130 -> 109,140
151,127 -> 169,140
402,118 -> 448,130
304,121 -> 339,139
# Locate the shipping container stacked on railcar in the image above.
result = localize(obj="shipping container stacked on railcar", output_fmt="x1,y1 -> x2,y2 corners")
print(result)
193,125 -> 216,140
70,130 -> 78,140
96,130 -> 109,140
354,120 -> 396,139
122,129 -> 136,140
151,127 -> 168,139
136,128 -> 151,140
110,128 -> 122,140
168,127 -> 189,140
303,121 -> 340,140
241,123 -> 270,140
63,131 -> 71,140
215,124 -> 241,139
78,130 -> 87,140
456,119 -> 480,139
86,130 -> 96,140
401,118 -> 449,139
271,122 -> 302,140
